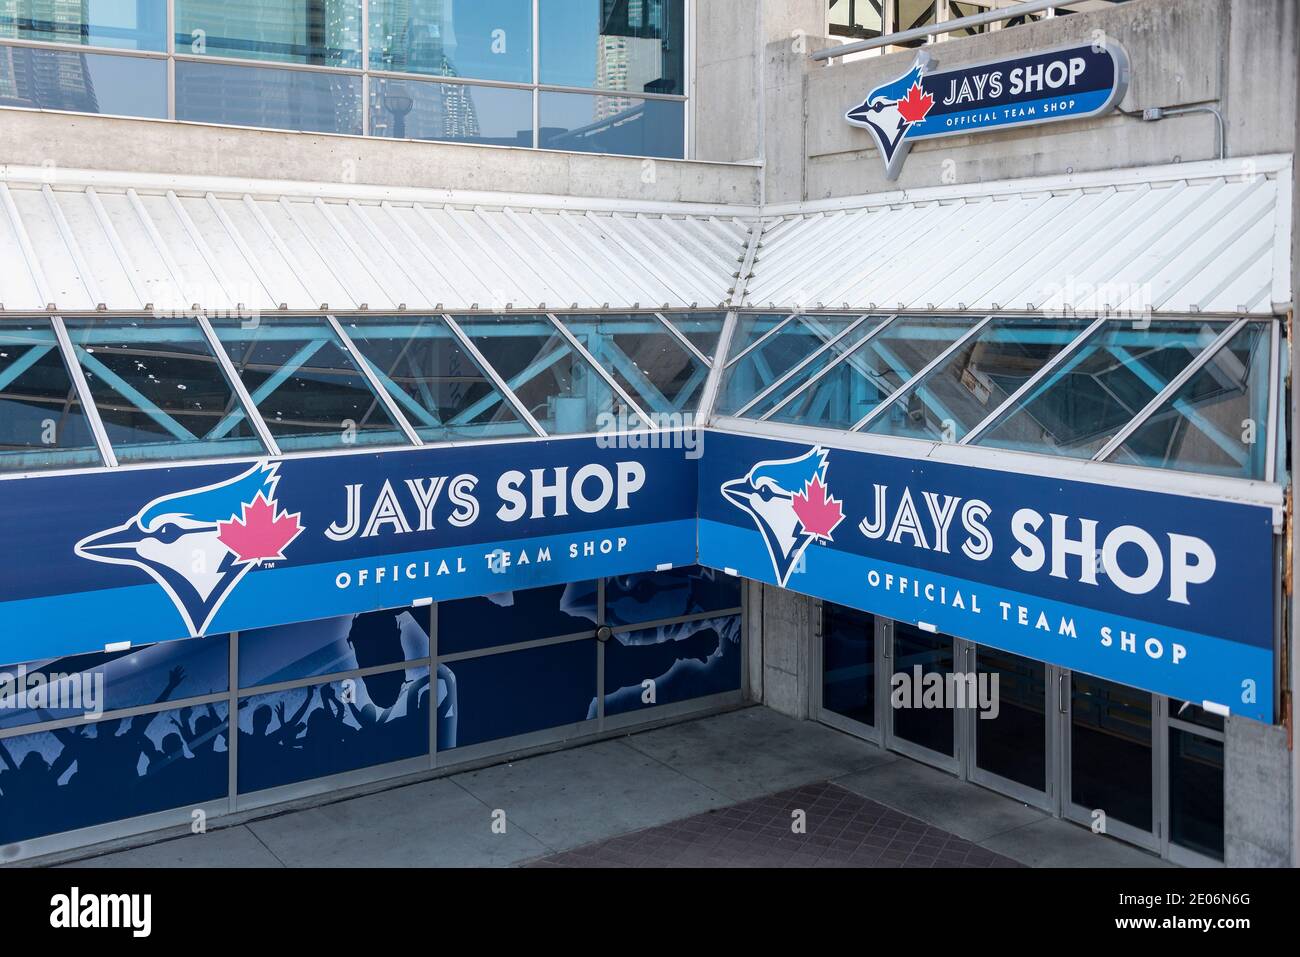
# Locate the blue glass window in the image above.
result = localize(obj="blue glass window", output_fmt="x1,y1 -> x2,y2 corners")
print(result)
0,702 -> 230,845
209,317 -> 408,452
369,76 -> 532,145
864,317 -> 1092,442
1108,322 -> 1272,479
0,44 -> 166,117
456,315 -> 626,435
539,92 -> 684,158
539,0 -> 684,96
369,0 -> 532,84
564,314 -> 711,417
64,317 -> 265,464
176,60 -> 362,134
339,315 -> 532,442
438,581 -> 598,656
0,320 -> 102,473
603,614 -> 741,716
239,607 -> 430,690
439,639 -> 595,749
237,666 -> 429,793
0,0 -> 167,51
0,634 -> 229,731
671,312 -> 726,361
604,566 -> 742,628
975,320 -> 1230,459
174,0 -> 362,68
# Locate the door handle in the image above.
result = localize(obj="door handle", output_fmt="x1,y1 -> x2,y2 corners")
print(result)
1058,674 -> 1068,714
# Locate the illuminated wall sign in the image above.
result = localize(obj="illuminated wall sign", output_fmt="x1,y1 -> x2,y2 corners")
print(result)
0,436 -> 699,660
699,431 -> 1275,722
846,42 -> 1130,179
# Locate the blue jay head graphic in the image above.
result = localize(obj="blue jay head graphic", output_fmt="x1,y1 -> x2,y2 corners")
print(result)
845,53 -> 932,174
75,463 -> 291,638
722,447 -> 829,587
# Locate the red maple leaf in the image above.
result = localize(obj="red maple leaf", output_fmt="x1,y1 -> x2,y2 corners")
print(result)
897,81 -> 934,125
791,477 -> 846,542
217,493 -> 304,564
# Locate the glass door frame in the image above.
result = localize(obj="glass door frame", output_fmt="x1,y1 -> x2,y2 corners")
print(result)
961,643 -> 1059,813
811,603 -> 884,746
880,619 -> 961,775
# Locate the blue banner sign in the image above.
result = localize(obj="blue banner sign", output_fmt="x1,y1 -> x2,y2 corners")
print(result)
698,431 -> 1275,721
847,42 -> 1130,179
0,437 -> 698,662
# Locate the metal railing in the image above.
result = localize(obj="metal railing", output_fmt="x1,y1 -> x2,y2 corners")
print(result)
814,0 -> 1066,60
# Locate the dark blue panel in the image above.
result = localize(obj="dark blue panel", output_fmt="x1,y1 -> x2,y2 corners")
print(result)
239,607 -> 429,691
0,702 -> 229,845
603,566 -> 741,627
602,614 -> 741,717
441,639 -> 595,749
0,635 -> 228,731
437,581 -> 597,655
237,666 -> 429,793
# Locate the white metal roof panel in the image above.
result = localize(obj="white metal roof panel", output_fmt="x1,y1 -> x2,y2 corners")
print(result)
749,156 -> 1293,317
0,168 -> 753,315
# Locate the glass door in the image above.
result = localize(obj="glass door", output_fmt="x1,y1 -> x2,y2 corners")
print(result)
965,645 -> 1053,810
1062,673 -> 1160,851
816,603 -> 880,741
883,620 -> 959,772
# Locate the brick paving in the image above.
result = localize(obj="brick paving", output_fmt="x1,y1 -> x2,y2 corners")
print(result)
528,781 -> 1023,868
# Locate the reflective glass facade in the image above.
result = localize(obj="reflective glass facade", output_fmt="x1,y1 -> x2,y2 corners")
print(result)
0,0 -> 688,157
0,568 -> 741,849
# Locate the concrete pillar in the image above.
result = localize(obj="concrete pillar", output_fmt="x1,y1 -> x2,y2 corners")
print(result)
756,583 -> 818,719
1224,716 -> 1293,867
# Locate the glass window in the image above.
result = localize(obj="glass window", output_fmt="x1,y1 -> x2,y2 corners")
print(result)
0,44 -> 166,117
0,320 -> 102,472
892,0 -> 937,45
760,315 -> 967,430
1070,674 -> 1152,832
718,314 -> 860,417
1108,323 -> 1272,480
821,603 -> 874,726
369,0 -> 532,84
239,607 -> 430,689
439,639 -> 595,749
176,59 -> 362,134
237,666 -> 429,792
455,314 -> 627,435
604,566 -> 742,627
828,0 -> 883,39
739,315 -> 883,420
564,314 -> 711,418
865,317 -> 1091,442
539,92 -> 683,159
0,0 -> 167,51
1168,726 -> 1224,860
340,315 -> 532,442
63,317 -> 265,464
0,634 -> 229,731
174,0 -> 361,68
0,701 -> 230,845
670,312 -> 726,361
603,613 -> 741,716
974,320 -> 1230,460
438,581 -> 599,656
540,0 -> 684,96
209,317 -> 409,452
368,76 -> 532,146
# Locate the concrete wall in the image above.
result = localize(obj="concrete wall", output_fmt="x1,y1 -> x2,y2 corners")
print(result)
1224,717 -> 1293,866
772,0 -> 1298,201
0,109 -> 761,205
751,583 -> 818,720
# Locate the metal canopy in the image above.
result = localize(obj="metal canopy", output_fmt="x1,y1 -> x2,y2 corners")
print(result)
0,170 -> 755,315
750,156 -> 1294,318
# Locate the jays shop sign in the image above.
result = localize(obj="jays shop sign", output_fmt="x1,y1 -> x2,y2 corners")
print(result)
0,436 -> 697,662
699,432 -> 1276,721
846,42 -> 1130,179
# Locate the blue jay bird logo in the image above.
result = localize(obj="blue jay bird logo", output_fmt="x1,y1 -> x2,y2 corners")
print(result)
845,51 -> 934,180
75,462 -> 304,638
721,447 -> 846,587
